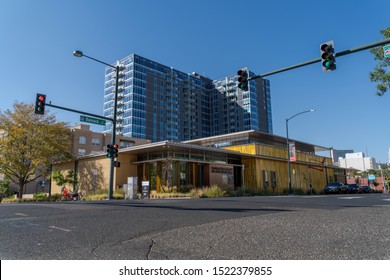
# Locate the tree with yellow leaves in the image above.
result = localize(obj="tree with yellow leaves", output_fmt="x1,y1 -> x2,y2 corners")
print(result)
0,102 -> 73,198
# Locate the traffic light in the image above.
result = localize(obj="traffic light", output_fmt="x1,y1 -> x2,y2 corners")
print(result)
34,93 -> 46,115
112,144 -> 119,158
106,144 -> 118,158
320,41 -> 336,72
106,144 -> 113,158
237,69 -> 249,91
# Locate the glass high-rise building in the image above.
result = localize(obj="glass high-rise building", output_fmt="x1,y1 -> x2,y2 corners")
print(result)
103,54 -> 272,141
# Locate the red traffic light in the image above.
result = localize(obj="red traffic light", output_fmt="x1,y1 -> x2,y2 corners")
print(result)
112,144 -> 119,158
34,93 -> 46,115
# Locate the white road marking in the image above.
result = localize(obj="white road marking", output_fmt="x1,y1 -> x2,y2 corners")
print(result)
337,196 -> 364,200
49,226 -> 71,232
15,212 -> 29,217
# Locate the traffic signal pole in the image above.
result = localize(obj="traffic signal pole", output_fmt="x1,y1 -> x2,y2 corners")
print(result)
43,101 -> 118,199
248,38 -> 390,80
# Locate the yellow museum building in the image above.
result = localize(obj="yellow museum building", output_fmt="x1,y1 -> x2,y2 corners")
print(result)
51,130 -> 346,195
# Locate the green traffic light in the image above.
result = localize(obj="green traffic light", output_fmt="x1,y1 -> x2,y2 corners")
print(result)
323,60 -> 335,70
324,61 -> 331,68
320,41 -> 336,72
239,83 -> 248,91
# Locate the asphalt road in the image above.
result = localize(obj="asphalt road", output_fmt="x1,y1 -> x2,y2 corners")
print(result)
1,194 -> 389,260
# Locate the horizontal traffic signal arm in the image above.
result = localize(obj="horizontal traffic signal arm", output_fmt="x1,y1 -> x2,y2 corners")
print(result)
248,38 -> 390,80
44,102 -> 113,122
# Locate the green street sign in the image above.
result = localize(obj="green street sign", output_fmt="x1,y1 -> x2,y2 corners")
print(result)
80,116 -> 106,126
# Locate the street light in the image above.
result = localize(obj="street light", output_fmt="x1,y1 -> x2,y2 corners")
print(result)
73,50 -> 122,199
286,109 -> 316,194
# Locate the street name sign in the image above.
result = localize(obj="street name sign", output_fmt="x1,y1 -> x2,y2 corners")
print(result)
80,115 -> 106,126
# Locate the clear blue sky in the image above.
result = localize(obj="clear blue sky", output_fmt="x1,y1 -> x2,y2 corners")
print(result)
1,0 -> 389,162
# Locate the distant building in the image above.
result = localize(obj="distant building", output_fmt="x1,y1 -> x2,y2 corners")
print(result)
338,152 -> 377,171
388,147 -> 390,164
70,124 -> 150,156
331,149 -> 354,166
102,54 -> 272,142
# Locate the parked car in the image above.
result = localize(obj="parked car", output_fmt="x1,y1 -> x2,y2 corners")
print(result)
324,182 -> 348,194
362,186 -> 372,193
347,184 -> 363,194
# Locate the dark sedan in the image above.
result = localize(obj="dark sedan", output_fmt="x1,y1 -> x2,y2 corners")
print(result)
362,186 -> 373,193
347,184 -> 363,194
324,182 -> 348,194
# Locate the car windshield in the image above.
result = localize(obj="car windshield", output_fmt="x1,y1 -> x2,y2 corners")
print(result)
328,183 -> 340,186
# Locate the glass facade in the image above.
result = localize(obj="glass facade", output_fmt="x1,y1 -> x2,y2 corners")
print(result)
103,54 -> 272,141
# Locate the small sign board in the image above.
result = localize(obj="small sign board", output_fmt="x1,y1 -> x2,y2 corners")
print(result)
368,175 -> 376,181
80,115 -> 106,126
384,45 -> 390,58
142,181 -> 150,199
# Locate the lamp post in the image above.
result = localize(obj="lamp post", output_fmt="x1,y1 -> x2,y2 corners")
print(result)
286,109 -> 315,194
73,50 -> 121,199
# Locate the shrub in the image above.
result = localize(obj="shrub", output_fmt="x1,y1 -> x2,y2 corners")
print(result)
113,188 -> 125,199
48,193 -> 62,201
33,192 -> 47,201
83,194 -> 107,201
82,188 -> 108,200
200,185 -> 226,198
179,184 -> 193,193
189,188 -> 201,198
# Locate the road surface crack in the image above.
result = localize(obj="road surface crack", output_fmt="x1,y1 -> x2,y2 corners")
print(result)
147,239 -> 169,260
147,239 -> 156,259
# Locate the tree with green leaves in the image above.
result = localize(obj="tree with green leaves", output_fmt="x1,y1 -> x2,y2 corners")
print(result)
52,170 -> 76,191
370,27 -> 390,96
0,176 -> 10,196
0,102 -> 73,198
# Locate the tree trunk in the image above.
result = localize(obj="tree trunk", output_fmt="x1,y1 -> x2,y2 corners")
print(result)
18,179 -> 24,199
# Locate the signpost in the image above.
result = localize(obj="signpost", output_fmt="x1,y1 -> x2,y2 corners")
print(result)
80,115 -> 106,126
